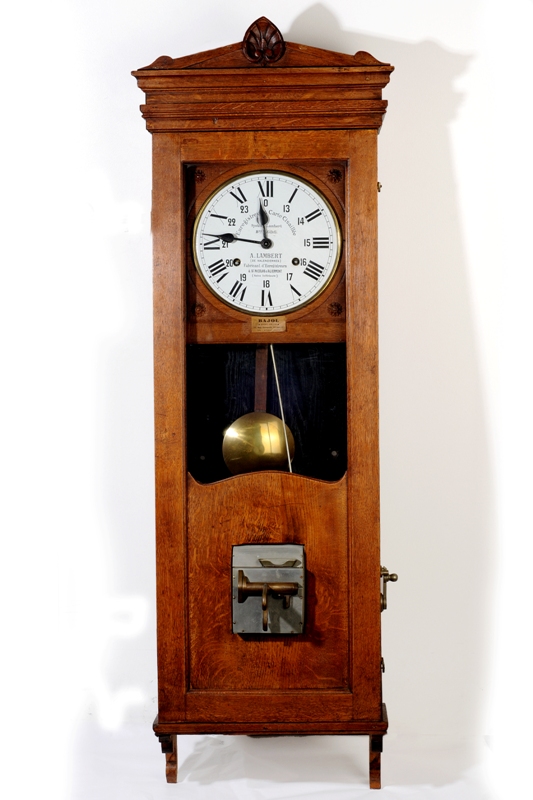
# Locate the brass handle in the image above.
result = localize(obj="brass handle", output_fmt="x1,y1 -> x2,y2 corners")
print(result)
380,566 -> 398,612
238,570 -> 299,631
262,583 -> 269,631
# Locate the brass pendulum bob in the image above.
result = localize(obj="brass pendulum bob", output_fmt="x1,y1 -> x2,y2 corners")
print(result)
222,344 -> 295,475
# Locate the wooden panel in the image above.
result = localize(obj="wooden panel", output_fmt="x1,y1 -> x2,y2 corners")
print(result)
145,86 -> 385,104
345,129 -> 383,719
178,130 -> 352,162
145,101 -> 385,116
142,112 -> 387,134
151,133 -> 188,718
186,471 -> 349,700
187,276 -> 346,345
187,318 -> 346,344
184,691 -> 354,724
155,708 -> 388,735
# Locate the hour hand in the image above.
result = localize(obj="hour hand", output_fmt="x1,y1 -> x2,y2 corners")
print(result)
217,233 -> 242,243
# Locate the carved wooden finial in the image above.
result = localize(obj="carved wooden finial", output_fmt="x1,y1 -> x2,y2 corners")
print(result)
242,17 -> 285,65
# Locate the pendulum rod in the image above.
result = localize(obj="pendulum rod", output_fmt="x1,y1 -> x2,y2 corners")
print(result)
270,344 -> 292,473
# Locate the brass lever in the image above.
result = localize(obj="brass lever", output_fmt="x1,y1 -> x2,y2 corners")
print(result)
262,584 -> 268,632
238,570 -> 299,631
380,566 -> 398,611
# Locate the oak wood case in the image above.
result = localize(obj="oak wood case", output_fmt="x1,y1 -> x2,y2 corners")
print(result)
133,17 -> 393,789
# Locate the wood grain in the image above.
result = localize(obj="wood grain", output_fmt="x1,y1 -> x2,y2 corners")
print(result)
151,134 -> 188,719
154,702 -> 388,734
165,735 -> 177,783
369,734 -> 383,789
346,130 -> 383,720
133,34 -> 393,134
187,472 -> 348,695
139,42 -> 390,72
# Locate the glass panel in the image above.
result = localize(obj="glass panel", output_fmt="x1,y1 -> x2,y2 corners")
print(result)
187,343 -> 347,483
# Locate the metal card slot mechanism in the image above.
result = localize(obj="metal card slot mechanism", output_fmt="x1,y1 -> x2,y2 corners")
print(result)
232,543 -> 305,635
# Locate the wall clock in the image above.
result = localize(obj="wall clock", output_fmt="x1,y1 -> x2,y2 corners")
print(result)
133,17 -> 396,790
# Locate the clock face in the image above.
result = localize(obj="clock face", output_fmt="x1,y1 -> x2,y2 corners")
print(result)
192,170 -> 342,315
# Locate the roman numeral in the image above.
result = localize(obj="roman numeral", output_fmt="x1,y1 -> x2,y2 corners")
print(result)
203,238 -> 220,250
288,187 -> 299,204
261,289 -> 273,306
290,284 -> 302,297
207,259 -> 228,282
229,281 -> 246,301
303,260 -> 325,281
305,209 -> 322,222
230,187 -> 247,203
312,237 -> 330,248
258,180 -> 274,197
207,259 -> 226,275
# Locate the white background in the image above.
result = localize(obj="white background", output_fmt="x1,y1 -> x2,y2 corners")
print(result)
1,2 -> 532,798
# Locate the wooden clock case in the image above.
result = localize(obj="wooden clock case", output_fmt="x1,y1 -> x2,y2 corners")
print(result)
133,18 -> 394,789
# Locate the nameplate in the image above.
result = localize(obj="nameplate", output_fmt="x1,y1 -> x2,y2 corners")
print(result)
251,316 -> 286,333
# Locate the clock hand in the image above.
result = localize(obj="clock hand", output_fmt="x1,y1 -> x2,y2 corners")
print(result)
258,201 -> 269,241
204,232 -> 272,248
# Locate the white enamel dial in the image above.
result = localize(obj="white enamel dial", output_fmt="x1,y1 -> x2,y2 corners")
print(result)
192,171 -> 342,315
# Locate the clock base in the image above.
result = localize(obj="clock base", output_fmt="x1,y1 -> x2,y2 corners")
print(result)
154,704 -> 388,789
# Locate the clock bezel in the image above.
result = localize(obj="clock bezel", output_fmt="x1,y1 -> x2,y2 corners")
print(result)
189,165 -> 344,318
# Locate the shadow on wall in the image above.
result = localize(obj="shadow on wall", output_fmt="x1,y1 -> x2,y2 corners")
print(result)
289,0 -> 493,774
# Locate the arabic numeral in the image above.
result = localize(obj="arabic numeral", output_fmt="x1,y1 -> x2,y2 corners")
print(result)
283,204 -> 290,212
286,273 -> 293,280
228,218 -> 236,226
222,241 -> 229,248
225,259 -> 234,267
302,258 -> 307,266
240,205 -> 248,213
263,280 -> 270,288
240,274 -> 247,281
303,238 -> 311,247
297,217 -> 305,225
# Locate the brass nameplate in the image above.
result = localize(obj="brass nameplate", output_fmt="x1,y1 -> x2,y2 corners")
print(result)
251,316 -> 286,333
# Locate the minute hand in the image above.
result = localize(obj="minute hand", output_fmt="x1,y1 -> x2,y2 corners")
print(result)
205,232 -> 272,248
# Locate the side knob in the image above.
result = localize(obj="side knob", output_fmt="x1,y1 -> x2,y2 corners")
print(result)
380,567 -> 398,611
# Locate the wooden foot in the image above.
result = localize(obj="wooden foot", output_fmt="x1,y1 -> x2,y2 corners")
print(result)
158,734 -> 177,783
369,734 -> 382,789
